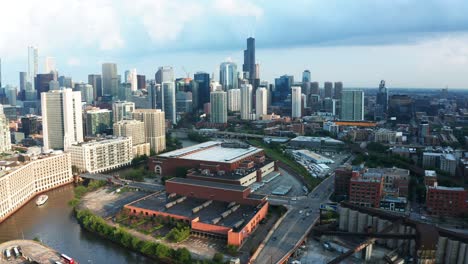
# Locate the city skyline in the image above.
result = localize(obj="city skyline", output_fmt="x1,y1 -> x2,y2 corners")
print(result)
1,1 -> 468,88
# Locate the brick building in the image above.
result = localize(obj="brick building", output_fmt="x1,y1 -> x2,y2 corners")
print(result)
426,186 -> 468,217
349,171 -> 384,208
334,165 -> 353,198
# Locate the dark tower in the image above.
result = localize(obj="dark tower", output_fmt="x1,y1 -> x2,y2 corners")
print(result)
243,37 -> 256,87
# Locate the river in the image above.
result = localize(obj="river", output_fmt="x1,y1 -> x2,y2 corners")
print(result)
0,137 -> 200,264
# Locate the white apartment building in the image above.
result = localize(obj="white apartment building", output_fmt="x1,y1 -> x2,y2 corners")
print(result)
291,86 -> 302,118
0,152 -> 73,221
69,137 -> 133,173
255,87 -> 268,119
133,109 -> 166,154
0,105 -> 11,152
227,88 -> 241,112
113,120 -> 150,157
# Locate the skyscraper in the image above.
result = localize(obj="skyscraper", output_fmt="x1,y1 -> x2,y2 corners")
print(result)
112,101 -> 135,122
0,105 -> 11,152
291,86 -> 302,118
28,46 -> 38,90
310,82 -> 320,95
302,70 -> 311,83
255,87 -> 267,119
240,84 -> 253,120
162,81 -> 176,124
58,76 -> 72,88
76,83 -> 94,104
243,37 -> 256,86
194,72 -> 210,110
88,74 -> 102,100
334,82 -> 343,99
324,82 -> 333,98
101,63 -> 118,97
219,61 -> 238,90
155,66 -> 174,84
126,68 -> 137,91
273,75 -> 294,104
35,73 -> 56,99
375,80 -> 388,120
41,88 -> 84,151
137,75 -> 146,90
227,88 -> 241,112
19,72 -> 27,93
340,90 -> 364,121
132,109 -> 166,154
210,90 -> 227,124
45,57 -> 56,74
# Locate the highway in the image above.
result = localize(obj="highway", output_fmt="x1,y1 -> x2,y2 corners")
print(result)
253,174 -> 335,264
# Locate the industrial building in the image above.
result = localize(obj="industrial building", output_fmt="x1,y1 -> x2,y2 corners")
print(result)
291,149 -> 334,164
289,136 -> 345,152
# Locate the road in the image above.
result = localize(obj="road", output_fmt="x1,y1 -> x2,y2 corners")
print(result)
80,173 -> 164,192
253,174 -> 335,264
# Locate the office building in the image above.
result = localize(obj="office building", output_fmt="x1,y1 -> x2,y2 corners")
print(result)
310,82 -> 319,95
0,152 -> 73,222
162,82 -> 176,124
101,63 -> 118,97
255,87 -> 267,119
375,80 -> 388,120
273,75 -> 293,104
227,88 -> 241,112
19,72 -> 27,95
85,109 -> 112,137
176,91 -> 193,114
41,88 -> 84,151
137,75 -> 146,90
44,57 -> 56,74
388,95 -> 413,121
340,90 -> 364,121
334,82 -> 343,99
6,86 -> 17,106
240,84 -> 253,120
20,115 -> 39,137
426,186 -> 467,217
324,82 -> 333,98
113,119 -> 149,157
132,109 -> 166,154
125,68 -> 137,91
35,73 -> 56,99
322,97 -> 336,115
69,137 -> 133,173
194,72 -> 210,109
0,106 -> 11,152
88,74 -> 102,100
302,70 -> 311,83
155,66 -> 174,84
58,76 -> 72,88
291,86 -> 302,118
243,37 -> 256,86
76,83 -> 94,104
112,101 -> 135,122
28,46 -> 38,90
148,82 -> 161,109
220,61 -> 238,90
210,90 -> 227,124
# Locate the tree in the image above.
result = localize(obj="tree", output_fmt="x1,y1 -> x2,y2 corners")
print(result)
212,252 -> 224,263
174,248 -> 192,264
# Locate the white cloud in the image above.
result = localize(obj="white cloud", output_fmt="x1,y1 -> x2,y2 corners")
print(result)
0,0 -> 123,56
67,57 -> 81,66
213,0 -> 263,18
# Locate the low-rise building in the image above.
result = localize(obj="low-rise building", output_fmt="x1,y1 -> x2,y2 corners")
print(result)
349,171 -> 384,208
426,186 -> 468,217
374,128 -> 402,144
69,137 -> 133,173
0,152 -> 72,222
334,165 -> 353,198
289,136 -> 345,152
424,170 -> 438,187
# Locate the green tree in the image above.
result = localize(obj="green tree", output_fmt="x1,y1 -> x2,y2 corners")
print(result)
174,248 -> 192,264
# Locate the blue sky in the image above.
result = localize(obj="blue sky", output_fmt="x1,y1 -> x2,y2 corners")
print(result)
2,0 -> 468,88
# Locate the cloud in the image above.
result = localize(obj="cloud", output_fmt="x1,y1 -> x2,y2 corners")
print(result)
213,0 -> 263,18
67,57 -> 81,66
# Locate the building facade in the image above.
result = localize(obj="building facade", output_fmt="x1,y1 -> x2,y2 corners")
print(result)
227,88 -> 241,112
112,101 -> 135,122
101,63 -> 118,98
113,120 -> 150,157
210,90 -> 227,124
240,84 -> 253,120
291,86 -> 302,118
85,109 -> 112,137
220,61 -> 238,90
255,87 -> 267,119
0,106 -> 11,152
340,90 -> 364,121
132,109 -> 166,154
162,82 -> 176,124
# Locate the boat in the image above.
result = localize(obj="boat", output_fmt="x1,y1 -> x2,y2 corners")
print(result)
36,195 -> 48,206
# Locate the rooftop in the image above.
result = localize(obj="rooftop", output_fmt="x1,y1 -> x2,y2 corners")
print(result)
429,186 -> 465,191
167,177 -> 248,192
158,141 -> 263,163
425,170 -> 437,177
291,136 -> 344,144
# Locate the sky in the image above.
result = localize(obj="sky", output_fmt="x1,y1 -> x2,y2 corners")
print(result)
1,0 -> 468,88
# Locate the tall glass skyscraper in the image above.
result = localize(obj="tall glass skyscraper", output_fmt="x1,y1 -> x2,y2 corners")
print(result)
219,61 -> 238,90
102,63 -> 118,98
302,70 -> 311,83
162,81 -> 176,124
28,46 -> 38,91
194,72 -> 210,110
340,90 -> 364,121
243,37 -> 256,86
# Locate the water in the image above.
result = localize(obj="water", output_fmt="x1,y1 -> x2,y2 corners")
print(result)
0,184 -> 154,264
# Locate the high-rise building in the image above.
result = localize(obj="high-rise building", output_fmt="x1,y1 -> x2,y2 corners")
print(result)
334,82 -> 343,99
35,73 -> 56,99
243,37 -> 256,86
19,72 -> 27,94
302,70 -> 311,83
255,87 -> 267,119
125,68 -> 137,91
113,119 -> 150,157
0,105 -> 11,152
210,90 -> 227,124
155,66 -> 174,84
162,82 -> 176,124
88,74 -> 102,100
58,76 -> 72,88
20,115 -> 39,137
375,80 -> 388,120
76,83 -> 94,104
102,63 -> 118,97
85,109 -> 112,137
41,88 -> 84,151
324,82 -> 333,98
291,86 -> 302,118
132,109 -> 166,154
240,84 -> 253,120
45,57 -> 56,74
28,46 -> 38,90
388,95 -> 413,121
219,61 -> 238,90
6,86 -> 17,106
148,82 -> 161,109
194,72 -> 210,110
273,75 -> 294,104
227,88 -> 241,112
112,101 -> 135,122
137,75 -> 146,90
340,90 -> 364,121
310,82 -> 319,95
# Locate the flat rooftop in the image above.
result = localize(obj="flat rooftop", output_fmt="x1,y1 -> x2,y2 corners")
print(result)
158,141 -> 263,163
167,177 -> 248,192
291,136 -> 344,144
429,186 -> 465,191
131,192 -> 259,231
425,170 -> 437,177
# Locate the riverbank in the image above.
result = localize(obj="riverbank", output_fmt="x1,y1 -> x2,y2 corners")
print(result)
0,239 -> 66,263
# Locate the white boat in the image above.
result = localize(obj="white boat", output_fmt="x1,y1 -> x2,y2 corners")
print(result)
36,195 -> 48,206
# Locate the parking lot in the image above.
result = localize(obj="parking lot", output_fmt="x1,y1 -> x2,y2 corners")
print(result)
0,240 -> 64,264
253,168 -> 306,198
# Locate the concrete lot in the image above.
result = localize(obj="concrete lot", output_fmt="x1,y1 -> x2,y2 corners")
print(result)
0,240 -> 65,264
254,168 -> 305,198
